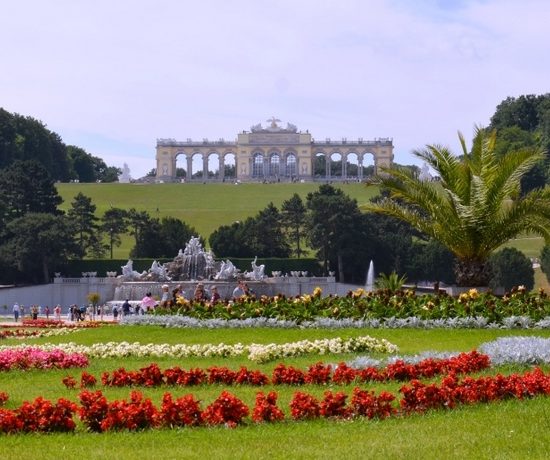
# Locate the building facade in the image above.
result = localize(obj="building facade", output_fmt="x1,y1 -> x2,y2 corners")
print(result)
156,118 -> 393,182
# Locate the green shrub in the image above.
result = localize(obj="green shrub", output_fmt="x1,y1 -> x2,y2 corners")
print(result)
488,248 -> 534,292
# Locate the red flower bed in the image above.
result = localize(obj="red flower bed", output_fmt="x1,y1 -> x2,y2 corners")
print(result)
320,390 -> 351,418
202,390 -> 249,428
252,391 -> 284,423
350,388 -> 396,419
159,393 -> 203,427
289,392 -> 320,420
272,364 -> 306,385
100,390 -> 160,431
2,366 -> 550,434
73,351 -> 491,390
0,397 -> 77,433
19,319 -> 102,329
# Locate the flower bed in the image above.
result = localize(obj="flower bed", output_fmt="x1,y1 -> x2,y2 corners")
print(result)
61,351 -> 491,389
146,286 -> 550,322
1,367 -> 548,433
122,314 -> 550,329
0,347 -> 89,371
0,335 -> 398,363
0,328 -> 80,340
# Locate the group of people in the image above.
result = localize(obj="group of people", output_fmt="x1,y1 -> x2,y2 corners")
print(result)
10,280 -> 257,323
156,280 -> 255,308
12,302 -> 62,322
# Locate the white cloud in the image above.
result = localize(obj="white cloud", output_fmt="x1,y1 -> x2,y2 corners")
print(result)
1,0 -> 549,177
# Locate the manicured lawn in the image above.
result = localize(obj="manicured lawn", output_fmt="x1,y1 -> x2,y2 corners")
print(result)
0,325 -> 549,459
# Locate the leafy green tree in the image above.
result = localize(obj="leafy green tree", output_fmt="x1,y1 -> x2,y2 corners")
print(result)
67,192 -> 99,257
243,203 -> 290,258
209,204 -> 290,259
490,95 -> 543,132
0,213 -> 80,283
101,208 -> 128,258
406,239 -> 456,285
0,160 -> 62,221
131,218 -> 163,258
209,221 -> 252,257
488,247 -> 534,292
158,217 -> 199,257
365,128 -> 550,286
127,208 -> 152,252
306,184 -> 367,278
281,193 -> 308,258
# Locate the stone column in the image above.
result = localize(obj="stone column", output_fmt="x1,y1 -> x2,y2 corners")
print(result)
186,156 -> 193,181
326,156 -> 331,180
219,155 -> 225,181
342,155 -> 347,180
202,154 -> 208,180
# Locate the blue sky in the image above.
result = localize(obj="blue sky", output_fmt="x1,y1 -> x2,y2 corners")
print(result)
1,0 -> 549,178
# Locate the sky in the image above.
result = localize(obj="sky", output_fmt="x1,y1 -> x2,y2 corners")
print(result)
1,0 -> 549,178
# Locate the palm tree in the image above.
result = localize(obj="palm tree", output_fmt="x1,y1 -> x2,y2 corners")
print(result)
364,127 -> 550,286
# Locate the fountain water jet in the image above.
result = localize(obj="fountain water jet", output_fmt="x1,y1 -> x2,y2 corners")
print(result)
365,260 -> 374,292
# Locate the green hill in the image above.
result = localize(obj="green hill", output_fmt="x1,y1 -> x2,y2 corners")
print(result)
56,182 -> 379,258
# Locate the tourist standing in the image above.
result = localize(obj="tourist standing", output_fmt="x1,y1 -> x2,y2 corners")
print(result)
232,280 -> 246,300
45,306 -> 50,319
54,305 -> 61,321
113,305 -> 119,321
122,299 -> 131,317
161,284 -> 170,306
13,302 -> 20,322
141,292 -> 157,312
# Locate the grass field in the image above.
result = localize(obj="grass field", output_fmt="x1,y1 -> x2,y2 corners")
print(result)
0,325 -> 549,459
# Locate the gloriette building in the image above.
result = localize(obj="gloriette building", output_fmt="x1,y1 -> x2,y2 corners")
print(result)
156,118 -> 393,182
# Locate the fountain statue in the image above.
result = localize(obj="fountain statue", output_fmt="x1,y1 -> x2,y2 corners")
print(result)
245,256 -> 265,281
215,260 -> 239,280
120,260 -> 145,281
164,236 -> 217,281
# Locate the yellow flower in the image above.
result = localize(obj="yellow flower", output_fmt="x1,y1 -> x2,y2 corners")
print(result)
313,287 -> 322,297
468,288 -> 479,299
176,296 -> 189,306
458,293 -> 469,303
352,288 -> 366,298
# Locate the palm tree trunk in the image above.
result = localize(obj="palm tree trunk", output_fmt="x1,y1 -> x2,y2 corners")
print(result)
454,259 -> 489,286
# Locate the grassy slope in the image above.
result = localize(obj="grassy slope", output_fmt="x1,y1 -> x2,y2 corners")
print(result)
0,326 -> 549,459
57,182 -> 379,258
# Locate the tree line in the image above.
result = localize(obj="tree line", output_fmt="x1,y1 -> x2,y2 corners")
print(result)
0,108 -> 120,183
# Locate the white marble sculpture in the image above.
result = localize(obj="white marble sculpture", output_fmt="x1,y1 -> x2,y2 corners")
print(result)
245,256 -> 265,281
215,260 -> 238,280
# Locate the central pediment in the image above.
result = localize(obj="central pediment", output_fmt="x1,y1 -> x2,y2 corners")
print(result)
250,117 -> 298,133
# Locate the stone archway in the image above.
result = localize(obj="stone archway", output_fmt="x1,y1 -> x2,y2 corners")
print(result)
155,122 -> 393,182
